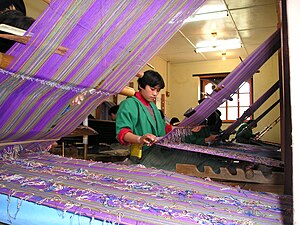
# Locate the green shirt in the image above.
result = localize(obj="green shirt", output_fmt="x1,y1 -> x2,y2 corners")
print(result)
183,126 -> 211,146
235,123 -> 253,143
116,96 -> 166,147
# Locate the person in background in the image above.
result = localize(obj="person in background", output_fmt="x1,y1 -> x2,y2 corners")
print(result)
198,98 -> 222,135
108,105 -> 119,121
0,0 -> 35,52
235,120 -> 258,144
182,121 -> 237,175
0,0 -> 27,14
170,117 -> 180,126
183,121 -> 218,146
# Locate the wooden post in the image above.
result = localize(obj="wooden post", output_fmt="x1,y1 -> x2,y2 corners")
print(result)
82,118 -> 88,160
61,142 -> 65,157
161,93 -> 165,114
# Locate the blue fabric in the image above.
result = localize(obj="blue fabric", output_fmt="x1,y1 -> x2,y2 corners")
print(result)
0,194 -> 111,225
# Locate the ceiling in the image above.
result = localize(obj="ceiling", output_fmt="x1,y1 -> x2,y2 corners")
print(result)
157,0 -> 279,63
24,0 -> 279,64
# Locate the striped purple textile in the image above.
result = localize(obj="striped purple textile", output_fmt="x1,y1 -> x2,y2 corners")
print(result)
0,0 -> 205,149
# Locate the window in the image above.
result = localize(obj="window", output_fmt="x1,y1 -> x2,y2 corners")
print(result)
196,73 -> 253,123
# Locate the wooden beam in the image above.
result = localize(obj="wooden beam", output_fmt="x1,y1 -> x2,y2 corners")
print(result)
0,34 -> 68,56
0,34 -> 30,44
146,62 -> 155,70
176,164 -> 284,184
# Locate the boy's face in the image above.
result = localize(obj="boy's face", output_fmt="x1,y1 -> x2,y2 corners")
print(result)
140,85 -> 161,102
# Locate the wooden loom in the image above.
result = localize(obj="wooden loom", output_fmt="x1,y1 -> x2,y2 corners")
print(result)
0,0 -> 292,224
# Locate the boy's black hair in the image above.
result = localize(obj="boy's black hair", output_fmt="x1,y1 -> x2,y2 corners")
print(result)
137,70 -> 165,90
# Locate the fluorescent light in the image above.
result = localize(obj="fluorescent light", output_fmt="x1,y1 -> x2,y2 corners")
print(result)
195,38 -> 241,53
184,11 -> 228,23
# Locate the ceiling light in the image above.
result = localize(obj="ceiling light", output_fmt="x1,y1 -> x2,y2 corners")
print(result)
184,11 -> 228,23
195,38 -> 241,53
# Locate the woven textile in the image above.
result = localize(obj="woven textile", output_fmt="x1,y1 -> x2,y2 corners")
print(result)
0,0 -> 205,149
156,139 -> 283,168
0,151 -> 292,225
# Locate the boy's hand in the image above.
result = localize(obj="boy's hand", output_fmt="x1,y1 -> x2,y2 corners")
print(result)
139,134 -> 157,146
191,125 -> 205,132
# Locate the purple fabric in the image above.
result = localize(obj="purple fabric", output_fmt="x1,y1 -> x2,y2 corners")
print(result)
0,0 -> 205,148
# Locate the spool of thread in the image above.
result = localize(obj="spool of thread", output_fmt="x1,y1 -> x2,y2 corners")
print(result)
119,86 -> 135,96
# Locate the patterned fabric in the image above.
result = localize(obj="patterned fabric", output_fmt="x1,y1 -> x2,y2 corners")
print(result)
0,5 -> 292,223
157,135 -> 283,168
0,0 -> 205,150
0,151 -> 293,224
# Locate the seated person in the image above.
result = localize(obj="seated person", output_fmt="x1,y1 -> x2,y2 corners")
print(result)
170,117 -> 180,126
183,121 -> 218,146
182,122 -> 238,174
198,98 -> 222,134
235,120 -> 257,144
